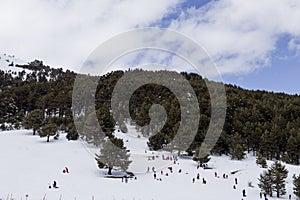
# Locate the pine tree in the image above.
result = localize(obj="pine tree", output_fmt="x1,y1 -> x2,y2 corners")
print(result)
286,132 -> 299,165
193,144 -> 211,164
95,137 -> 132,175
259,131 -> 278,160
258,170 -> 273,197
269,161 -> 288,198
229,133 -> 245,160
38,123 -> 58,142
256,153 -> 267,168
293,174 -> 300,198
23,109 -> 44,135
81,107 -> 107,147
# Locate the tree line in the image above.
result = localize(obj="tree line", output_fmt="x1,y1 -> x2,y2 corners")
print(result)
0,62 -> 299,166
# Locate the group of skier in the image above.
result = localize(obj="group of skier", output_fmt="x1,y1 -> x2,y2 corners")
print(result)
48,166 -> 70,189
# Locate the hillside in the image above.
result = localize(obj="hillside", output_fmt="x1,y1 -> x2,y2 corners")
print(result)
0,127 -> 299,200
0,57 -> 299,165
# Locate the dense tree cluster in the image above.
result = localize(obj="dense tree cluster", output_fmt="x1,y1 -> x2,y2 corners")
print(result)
0,64 -> 299,165
0,62 -> 77,139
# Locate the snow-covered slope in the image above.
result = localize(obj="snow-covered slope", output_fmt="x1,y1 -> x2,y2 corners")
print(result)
0,128 -> 299,200
0,53 -> 29,74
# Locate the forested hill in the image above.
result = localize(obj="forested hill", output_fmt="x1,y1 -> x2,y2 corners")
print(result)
0,61 -> 299,165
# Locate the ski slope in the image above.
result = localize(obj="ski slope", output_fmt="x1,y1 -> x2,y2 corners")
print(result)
0,127 -> 299,200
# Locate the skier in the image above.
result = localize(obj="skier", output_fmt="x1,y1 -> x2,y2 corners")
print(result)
260,192 -> 262,199
53,181 -> 58,188
202,178 -> 206,184
235,178 -> 238,184
147,166 -> 150,173
154,173 -> 157,179
196,173 -> 200,180
178,169 -> 182,173
192,178 -> 195,183
64,167 -> 69,173
152,166 -> 155,172
289,194 -> 291,200
242,189 -> 246,197
125,177 -> 128,183
233,185 -> 236,189
214,172 -> 218,177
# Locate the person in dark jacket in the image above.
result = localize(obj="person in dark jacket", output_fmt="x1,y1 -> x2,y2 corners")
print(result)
242,189 -> 246,197
53,181 -> 58,188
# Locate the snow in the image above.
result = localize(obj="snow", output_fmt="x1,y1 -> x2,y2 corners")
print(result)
0,54 -> 30,75
0,128 -> 299,200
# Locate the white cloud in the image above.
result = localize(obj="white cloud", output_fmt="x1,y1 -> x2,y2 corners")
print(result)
288,37 -> 300,55
169,0 -> 300,75
0,0 -> 181,71
1,0 -> 300,76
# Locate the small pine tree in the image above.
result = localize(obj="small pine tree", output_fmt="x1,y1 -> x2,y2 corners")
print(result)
38,123 -> 58,142
256,153 -> 267,168
258,170 -> 273,197
293,174 -> 300,198
193,144 -> 211,164
95,137 -> 132,175
23,109 -> 44,135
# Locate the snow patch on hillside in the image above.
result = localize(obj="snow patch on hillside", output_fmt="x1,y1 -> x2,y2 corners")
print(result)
0,53 -> 30,75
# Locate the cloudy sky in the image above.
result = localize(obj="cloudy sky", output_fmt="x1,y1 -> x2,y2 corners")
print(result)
0,0 -> 300,94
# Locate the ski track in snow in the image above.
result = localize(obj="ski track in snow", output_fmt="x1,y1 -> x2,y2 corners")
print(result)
0,127 -> 299,200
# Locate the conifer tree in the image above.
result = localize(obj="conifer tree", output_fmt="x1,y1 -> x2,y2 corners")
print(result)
293,174 -> 300,198
258,170 -> 273,197
38,123 -> 58,142
286,132 -> 300,165
256,153 -> 267,168
193,144 -> 211,164
95,137 -> 131,175
229,133 -> 245,160
23,109 -> 44,135
270,161 -> 288,198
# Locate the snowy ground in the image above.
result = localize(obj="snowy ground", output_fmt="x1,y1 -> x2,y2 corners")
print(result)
0,53 -> 29,75
0,128 -> 299,200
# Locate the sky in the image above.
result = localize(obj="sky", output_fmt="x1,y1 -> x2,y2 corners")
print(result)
0,0 -> 300,94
